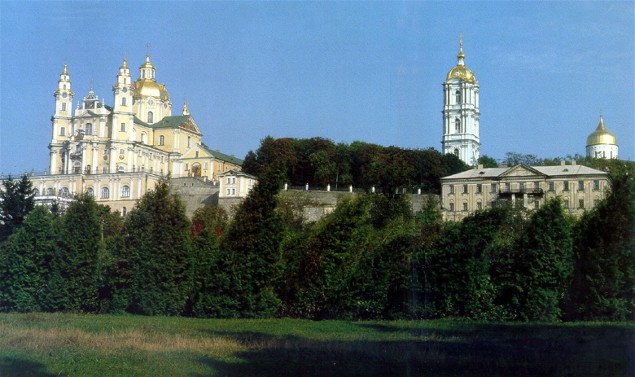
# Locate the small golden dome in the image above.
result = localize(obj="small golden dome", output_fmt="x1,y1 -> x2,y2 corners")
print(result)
446,35 -> 476,83
587,116 -> 617,146
447,65 -> 476,83
133,79 -> 170,101
140,55 -> 154,69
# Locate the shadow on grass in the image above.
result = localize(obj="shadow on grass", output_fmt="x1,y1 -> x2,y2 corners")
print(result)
0,357 -> 56,377
192,324 -> 634,377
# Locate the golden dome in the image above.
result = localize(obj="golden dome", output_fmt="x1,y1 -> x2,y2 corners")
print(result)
446,35 -> 476,83
133,79 -> 170,101
587,116 -> 617,146
447,65 -> 476,83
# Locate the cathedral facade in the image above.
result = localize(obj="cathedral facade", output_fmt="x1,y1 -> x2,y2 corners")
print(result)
33,55 -> 242,214
442,37 -> 480,166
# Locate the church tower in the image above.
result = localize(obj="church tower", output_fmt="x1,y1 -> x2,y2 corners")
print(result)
586,115 -> 618,159
112,58 -> 135,142
49,65 -> 74,174
133,55 -> 172,125
442,36 -> 480,166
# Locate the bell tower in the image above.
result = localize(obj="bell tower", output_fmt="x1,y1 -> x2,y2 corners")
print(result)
50,65 -> 74,174
442,35 -> 480,166
112,58 -> 134,141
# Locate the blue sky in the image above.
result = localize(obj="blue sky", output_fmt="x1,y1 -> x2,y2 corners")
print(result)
1,1 -> 633,174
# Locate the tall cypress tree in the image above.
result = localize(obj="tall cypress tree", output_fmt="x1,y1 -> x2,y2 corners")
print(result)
0,174 -> 35,242
58,193 -> 101,312
119,179 -> 192,315
0,206 -> 61,312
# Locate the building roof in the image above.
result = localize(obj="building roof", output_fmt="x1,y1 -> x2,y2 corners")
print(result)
149,115 -> 201,134
201,143 -> 243,165
218,169 -> 256,179
442,163 -> 607,181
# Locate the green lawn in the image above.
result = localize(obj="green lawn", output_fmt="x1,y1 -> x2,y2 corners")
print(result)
0,313 -> 632,376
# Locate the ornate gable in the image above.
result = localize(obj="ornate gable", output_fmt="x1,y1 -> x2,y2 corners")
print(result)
180,117 -> 201,134
500,164 -> 546,178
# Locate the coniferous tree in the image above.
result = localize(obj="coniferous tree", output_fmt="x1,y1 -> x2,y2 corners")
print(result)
218,162 -> 286,317
118,179 -> 192,315
0,174 -> 35,242
58,193 -> 102,312
0,206 -> 63,312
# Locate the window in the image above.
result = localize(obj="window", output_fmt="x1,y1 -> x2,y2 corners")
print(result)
563,199 -> 569,209
226,189 -> 231,196
185,163 -> 189,171
117,165 -> 124,173
227,177 -> 231,184
122,207 -> 127,217
490,183 -> 497,193
159,135 -> 164,145
60,187 -> 69,197
119,149 -> 125,155
147,111 -> 153,123
455,90 -> 461,104
121,185 -> 130,198
120,123 -> 125,132
504,182 -> 510,192
476,184 -> 482,193
33,188 -> 40,196
593,180 -> 600,191
594,199 -> 599,207
454,148 -> 459,156
85,123 -> 92,136
101,187 -> 110,199
578,181 -> 584,191
462,184 -> 468,194
60,127 -> 66,136
141,132 -> 147,144
187,136 -> 191,148
61,102 -> 66,112
449,185 -> 454,194
449,203 -> 455,211
121,97 -> 127,106
579,199 -> 584,209
47,188 -> 54,196
548,182 -> 555,192
563,181 -> 569,192
195,151 -> 199,158
455,118 -> 461,133
535,201 -> 540,209
519,182 -> 525,191
534,181 -> 540,190
462,202 -> 468,211
476,202 -> 482,210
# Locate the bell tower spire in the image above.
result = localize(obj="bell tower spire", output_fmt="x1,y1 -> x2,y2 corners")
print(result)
50,65 -> 74,174
442,35 -> 480,166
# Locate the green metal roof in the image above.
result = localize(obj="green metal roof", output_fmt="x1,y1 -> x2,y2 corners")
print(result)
201,143 -> 243,165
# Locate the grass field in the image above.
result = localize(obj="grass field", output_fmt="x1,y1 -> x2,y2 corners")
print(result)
0,313 -> 632,377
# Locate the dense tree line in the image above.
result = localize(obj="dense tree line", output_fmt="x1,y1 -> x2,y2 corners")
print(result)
0,157 -> 632,321
243,136 -> 469,194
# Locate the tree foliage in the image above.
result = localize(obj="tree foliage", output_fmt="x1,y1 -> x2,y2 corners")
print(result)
0,175 -> 35,242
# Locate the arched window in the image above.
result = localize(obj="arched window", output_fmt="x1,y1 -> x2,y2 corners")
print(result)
121,185 -> 130,198
159,135 -> 165,145
61,102 -> 66,111
455,90 -> 461,104
141,132 -> 147,144
122,207 -> 127,217
187,136 -> 191,148
33,188 -> 40,196
60,187 -> 69,197
47,188 -> 55,196
454,148 -> 459,156
101,187 -> 110,199
121,97 -> 127,106
86,187 -> 94,197
147,111 -> 153,123
455,118 -> 461,133
117,165 -> 125,173
60,127 -> 66,136
85,123 -> 93,136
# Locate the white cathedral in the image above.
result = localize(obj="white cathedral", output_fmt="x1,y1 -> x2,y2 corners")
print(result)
442,36 -> 480,166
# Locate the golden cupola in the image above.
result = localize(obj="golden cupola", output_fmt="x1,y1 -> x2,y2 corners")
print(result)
587,116 -> 617,146
446,36 -> 476,83
133,55 -> 170,101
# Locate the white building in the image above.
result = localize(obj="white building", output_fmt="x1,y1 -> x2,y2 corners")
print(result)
586,116 -> 619,159
442,36 -> 480,166
441,161 -> 609,221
